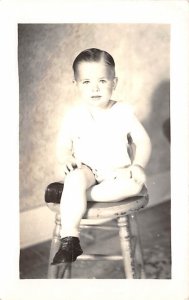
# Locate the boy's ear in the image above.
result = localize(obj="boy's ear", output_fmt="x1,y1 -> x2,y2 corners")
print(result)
73,79 -> 79,89
113,77 -> 118,89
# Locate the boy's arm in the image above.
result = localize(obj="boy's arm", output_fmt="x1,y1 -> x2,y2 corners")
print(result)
129,115 -> 152,169
126,115 -> 151,185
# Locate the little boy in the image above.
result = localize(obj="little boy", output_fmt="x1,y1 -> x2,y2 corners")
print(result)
52,48 -> 151,265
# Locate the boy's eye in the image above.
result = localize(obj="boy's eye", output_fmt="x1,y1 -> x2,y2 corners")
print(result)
83,80 -> 90,84
99,79 -> 107,83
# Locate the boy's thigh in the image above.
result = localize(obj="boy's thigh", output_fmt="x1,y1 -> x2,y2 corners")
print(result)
88,175 -> 143,202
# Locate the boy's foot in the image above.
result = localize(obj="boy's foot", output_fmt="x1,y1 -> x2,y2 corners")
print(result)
51,236 -> 83,265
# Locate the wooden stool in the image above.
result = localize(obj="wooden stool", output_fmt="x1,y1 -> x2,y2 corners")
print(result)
45,182 -> 149,279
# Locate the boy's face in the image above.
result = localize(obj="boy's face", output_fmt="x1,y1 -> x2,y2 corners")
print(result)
74,61 -> 118,109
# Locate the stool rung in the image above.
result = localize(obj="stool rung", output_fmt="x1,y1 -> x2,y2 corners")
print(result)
77,254 -> 123,261
80,225 -> 117,230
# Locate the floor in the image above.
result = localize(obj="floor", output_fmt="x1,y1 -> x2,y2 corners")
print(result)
19,200 -> 171,279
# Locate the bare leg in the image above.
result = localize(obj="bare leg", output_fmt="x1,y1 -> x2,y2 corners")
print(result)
88,169 -> 143,202
60,165 -> 96,238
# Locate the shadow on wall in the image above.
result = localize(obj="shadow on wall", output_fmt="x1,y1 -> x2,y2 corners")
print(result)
144,79 -> 170,177
163,118 -> 170,143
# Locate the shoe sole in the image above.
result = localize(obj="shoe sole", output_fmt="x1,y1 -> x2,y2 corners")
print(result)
51,250 -> 83,265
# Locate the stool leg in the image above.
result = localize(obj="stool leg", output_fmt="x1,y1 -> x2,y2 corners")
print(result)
117,215 -> 136,279
47,213 -> 72,279
47,213 -> 61,279
58,263 -> 72,278
129,214 -> 146,279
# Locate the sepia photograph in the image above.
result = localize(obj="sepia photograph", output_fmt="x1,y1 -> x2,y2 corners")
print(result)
0,1 -> 189,300
19,23 -> 171,280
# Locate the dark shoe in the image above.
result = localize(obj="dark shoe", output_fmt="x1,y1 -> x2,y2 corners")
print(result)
51,236 -> 83,265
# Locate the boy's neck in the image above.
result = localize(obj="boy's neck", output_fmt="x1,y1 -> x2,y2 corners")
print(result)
87,100 -> 116,121
88,100 -> 116,112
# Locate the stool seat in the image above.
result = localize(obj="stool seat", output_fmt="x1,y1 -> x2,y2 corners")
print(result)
46,185 -> 148,219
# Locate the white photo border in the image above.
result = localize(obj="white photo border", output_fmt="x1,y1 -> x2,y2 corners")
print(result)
0,1 -> 188,300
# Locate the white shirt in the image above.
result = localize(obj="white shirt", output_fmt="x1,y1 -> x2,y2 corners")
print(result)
56,101 -> 150,181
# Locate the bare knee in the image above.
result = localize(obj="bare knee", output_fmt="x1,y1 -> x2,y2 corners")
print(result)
64,168 -> 87,189
129,180 -> 143,196
64,166 -> 95,190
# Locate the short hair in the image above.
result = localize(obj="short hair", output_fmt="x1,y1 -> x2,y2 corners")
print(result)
72,48 -> 115,79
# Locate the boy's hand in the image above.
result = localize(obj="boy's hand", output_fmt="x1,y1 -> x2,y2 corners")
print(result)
62,157 -> 82,175
129,165 -> 146,185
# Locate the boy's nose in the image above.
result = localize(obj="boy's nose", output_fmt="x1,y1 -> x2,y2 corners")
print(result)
92,83 -> 100,92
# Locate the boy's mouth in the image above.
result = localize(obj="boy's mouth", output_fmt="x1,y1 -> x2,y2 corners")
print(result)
91,95 -> 102,99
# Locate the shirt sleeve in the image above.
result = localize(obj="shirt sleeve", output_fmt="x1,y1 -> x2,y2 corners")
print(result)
126,108 -> 152,168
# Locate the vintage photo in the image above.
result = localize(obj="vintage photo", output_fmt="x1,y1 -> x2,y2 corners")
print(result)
0,1 -> 189,299
19,23 -> 171,279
